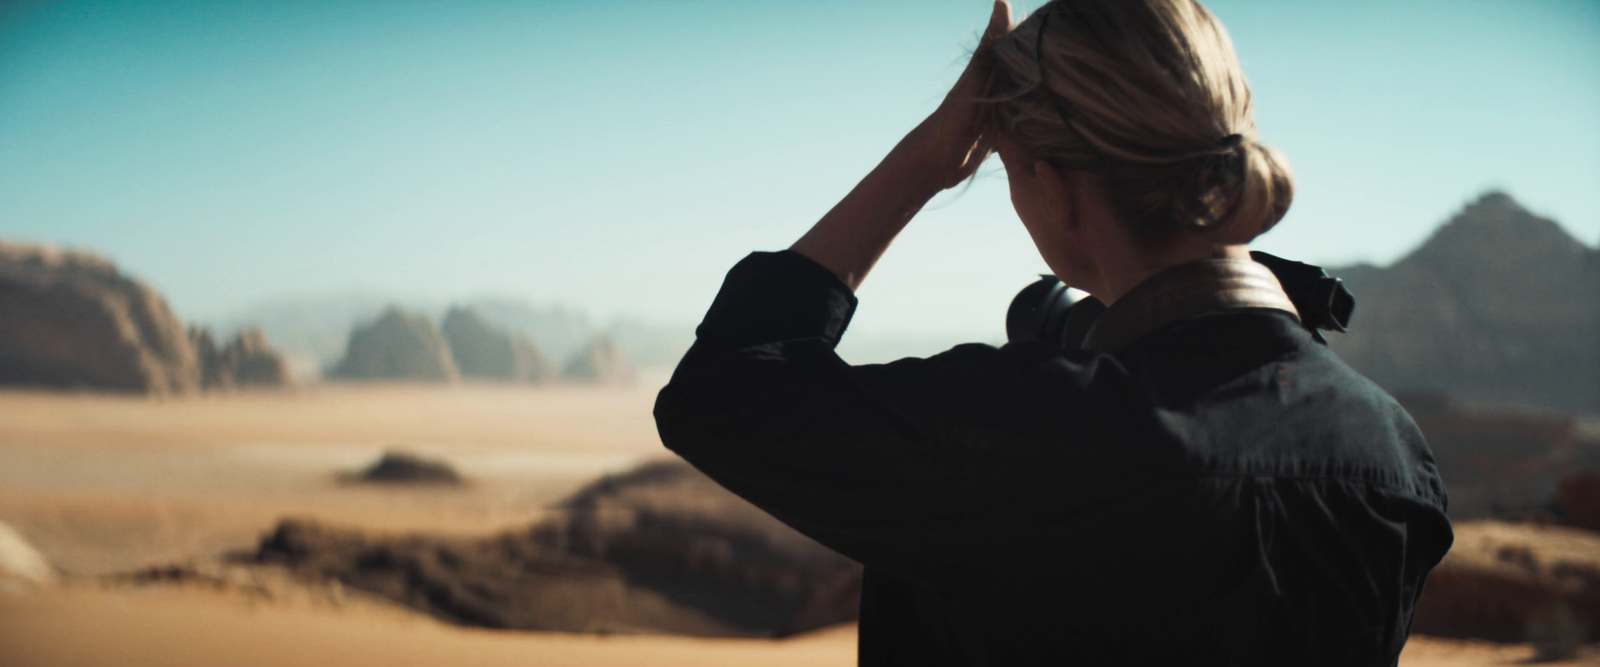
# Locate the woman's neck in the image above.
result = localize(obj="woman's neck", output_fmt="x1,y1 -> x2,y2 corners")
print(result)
1057,228 -> 1254,307
1035,171 -> 1255,306
1105,244 -> 1253,305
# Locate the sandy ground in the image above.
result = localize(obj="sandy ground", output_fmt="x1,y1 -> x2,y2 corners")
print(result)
0,584 -> 861,667
1,585 -> 1576,667
0,381 -> 666,574
0,381 -> 1590,666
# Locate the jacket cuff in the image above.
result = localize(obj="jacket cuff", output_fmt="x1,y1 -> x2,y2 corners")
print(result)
695,250 -> 859,349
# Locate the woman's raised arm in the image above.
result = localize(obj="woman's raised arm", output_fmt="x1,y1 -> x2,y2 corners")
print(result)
789,0 -> 1012,291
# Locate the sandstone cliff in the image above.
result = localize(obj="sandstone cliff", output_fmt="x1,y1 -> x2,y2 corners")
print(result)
192,326 -> 293,389
563,334 -> 635,384
0,240 -> 292,394
440,306 -> 554,382
0,241 -> 201,394
329,307 -> 458,382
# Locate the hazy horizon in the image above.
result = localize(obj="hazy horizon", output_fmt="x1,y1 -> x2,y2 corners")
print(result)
3,0 -> 1597,341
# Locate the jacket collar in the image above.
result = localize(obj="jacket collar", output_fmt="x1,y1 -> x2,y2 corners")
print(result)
1082,258 -> 1300,354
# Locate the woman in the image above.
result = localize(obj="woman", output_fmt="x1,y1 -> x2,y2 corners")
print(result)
655,1 -> 1452,664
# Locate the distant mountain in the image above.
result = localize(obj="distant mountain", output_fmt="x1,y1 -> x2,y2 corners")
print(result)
463,299 -> 594,365
217,295 -> 393,379
563,334 -> 636,385
440,306 -> 555,383
221,297 -> 605,378
1327,192 -> 1600,414
329,307 -> 459,382
605,318 -> 696,369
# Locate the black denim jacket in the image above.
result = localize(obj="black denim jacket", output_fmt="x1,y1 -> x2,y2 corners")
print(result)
655,250 -> 1452,666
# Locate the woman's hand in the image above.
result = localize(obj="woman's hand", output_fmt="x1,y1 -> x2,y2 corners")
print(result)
903,0 -> 1014,190
790,1 -> 1014,290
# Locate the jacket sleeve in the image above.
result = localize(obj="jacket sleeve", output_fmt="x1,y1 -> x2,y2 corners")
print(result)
653,250 -> 1097,590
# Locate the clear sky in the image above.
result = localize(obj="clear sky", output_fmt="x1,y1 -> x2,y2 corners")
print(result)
2,0 -> 1597,341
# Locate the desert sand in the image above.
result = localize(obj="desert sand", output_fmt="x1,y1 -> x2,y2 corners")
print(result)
0,379 -> 1588,666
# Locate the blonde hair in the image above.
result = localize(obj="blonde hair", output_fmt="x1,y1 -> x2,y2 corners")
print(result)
988,0 -> 1293,245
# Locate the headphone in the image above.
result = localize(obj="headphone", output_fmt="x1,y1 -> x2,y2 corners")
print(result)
1005,251 -> 1355,351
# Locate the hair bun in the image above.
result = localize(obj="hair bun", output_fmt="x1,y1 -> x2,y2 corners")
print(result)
987,0 -> 1296,245
1198,140 -> 1293,243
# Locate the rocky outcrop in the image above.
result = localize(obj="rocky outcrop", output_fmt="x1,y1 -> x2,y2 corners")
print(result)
1413,521 -> 1600,651
192,327 -> 292,389
1558,469 -> 1600,532
440,307 -> 554,382
0,240 -> 291,394
253,460 -> 860,637
466,300 -> 595,368
533,460 -> 861,634
0,521 -> 55,589
1398,393 -> 1600,521
563,334 -> 635,384
606,319 -> 696,368
329,307 -> 458,382
1329,192 -> 1600,414
0,241 -> 202,394
340,450 -> 463,486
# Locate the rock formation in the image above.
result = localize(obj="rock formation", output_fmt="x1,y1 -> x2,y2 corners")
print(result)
329,307 -> 458,382
192,326 -> 292,389
1413,520 -> 1600,653
0,240 -> 292,394
253,459 -> 860,637
228,296 -> 688,377
465,299 -> 595,367
1557,469 -> 1600,532
341,450 -> 463,486
222,296 -> 392,376
563,334 -> 635,384
1329,192 -> 1600,414
1397,393 -> 1600,521
534,460 -> 861,634
0,521 -> 55,589
606,318 -> 696,368
0,241 -> 201,394
440,306 -> 554,382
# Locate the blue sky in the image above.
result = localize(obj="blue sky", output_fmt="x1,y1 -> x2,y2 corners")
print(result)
2,0 -> 1597,341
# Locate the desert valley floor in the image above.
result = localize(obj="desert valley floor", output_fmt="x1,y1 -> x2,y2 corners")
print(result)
0,379 -> 1587,666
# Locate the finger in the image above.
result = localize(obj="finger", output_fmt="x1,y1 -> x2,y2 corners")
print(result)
963,0 -> 1012,81
943,1 -> 1012,106
981,0 -> 1014,47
